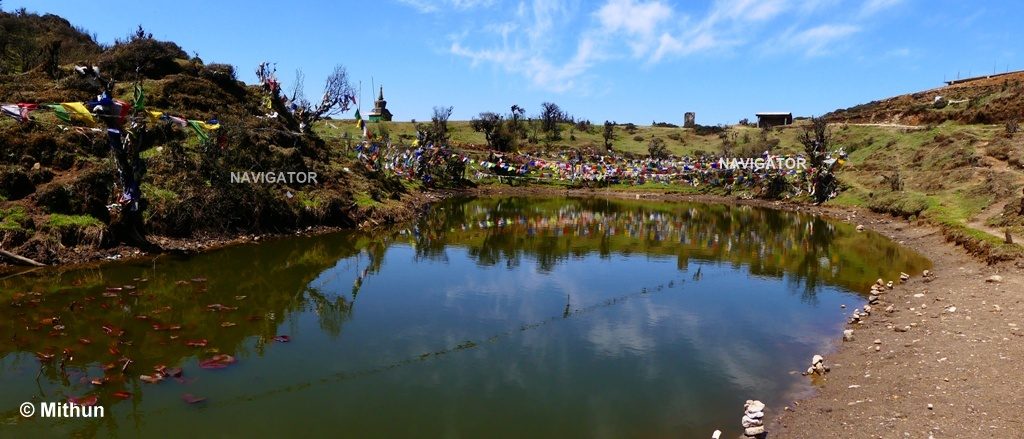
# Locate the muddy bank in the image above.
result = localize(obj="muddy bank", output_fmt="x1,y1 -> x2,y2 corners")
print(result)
0,188 -> 451,273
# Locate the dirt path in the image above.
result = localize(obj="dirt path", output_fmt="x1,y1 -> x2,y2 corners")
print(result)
838,123 -> 927,130
967,147 -> 1024,242
770,209 -> 1024,439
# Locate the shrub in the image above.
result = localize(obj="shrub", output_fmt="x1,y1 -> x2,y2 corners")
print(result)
632,135 -> 644,142
867,191 -> 930,218
98,37 -> 187,79
648,137 -> 669,159
693,124 -> 725,136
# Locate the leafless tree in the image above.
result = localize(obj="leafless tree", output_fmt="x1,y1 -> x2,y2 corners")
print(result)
290,69 -> 306,108
309,65 -> 355,120
290,65 -> 355,132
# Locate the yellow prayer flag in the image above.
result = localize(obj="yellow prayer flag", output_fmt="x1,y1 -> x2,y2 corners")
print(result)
61,102 -> 95,125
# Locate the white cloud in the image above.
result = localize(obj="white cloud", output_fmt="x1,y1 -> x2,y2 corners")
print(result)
596,0 -> 673,36
449,0 -> 603,92
860,0 -> 903,17
769,23 -> 861,56
444,0 -> 890,92
712,0 -> 790,22
397,0 -> 496,13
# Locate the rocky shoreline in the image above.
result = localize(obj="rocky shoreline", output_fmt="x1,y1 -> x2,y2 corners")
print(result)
474,186 -> 1024,438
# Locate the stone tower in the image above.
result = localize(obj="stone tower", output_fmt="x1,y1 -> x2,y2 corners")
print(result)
368,86 -> 393,122
683,112 -> 696,128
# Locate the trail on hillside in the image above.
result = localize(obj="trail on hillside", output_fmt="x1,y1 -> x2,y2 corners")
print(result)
967,144 -> 1024,241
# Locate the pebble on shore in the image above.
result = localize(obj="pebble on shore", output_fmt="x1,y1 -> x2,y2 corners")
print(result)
804,354 -> 829,375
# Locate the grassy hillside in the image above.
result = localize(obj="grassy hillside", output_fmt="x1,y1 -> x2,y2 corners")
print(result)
317,119 -> 810,158
1,9 -> 1021,266
826,71 -> 1024,126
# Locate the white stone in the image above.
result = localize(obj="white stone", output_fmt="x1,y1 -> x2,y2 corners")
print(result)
744,426 -> 766,436
811,355 -> 823,365
745,400 -> 765,413
986,275 -> 1003,283
843,329 -> 855,341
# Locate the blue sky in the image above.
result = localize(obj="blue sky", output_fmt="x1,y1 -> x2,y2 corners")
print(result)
6,0 -> 1019,124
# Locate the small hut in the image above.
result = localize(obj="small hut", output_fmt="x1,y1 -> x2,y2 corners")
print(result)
756,112 -> 792,128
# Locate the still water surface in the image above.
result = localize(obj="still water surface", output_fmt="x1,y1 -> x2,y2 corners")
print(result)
0,197 -> 929,438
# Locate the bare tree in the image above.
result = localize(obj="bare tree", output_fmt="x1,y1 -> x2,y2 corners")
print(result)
289,69 -> 307,108
309,65 -> 355,120
291,65 -> 355,132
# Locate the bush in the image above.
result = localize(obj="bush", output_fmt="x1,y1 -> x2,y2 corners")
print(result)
867,191 -> 930,218
648,137 -> 669,159
693,124 -> 725,136
98,37 -> 187,79
632,135 -> 644,142
0,167 -> 34,200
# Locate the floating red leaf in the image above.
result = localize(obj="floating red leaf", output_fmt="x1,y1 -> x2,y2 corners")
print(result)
220,322 -> 236,328
181,393 -> 207,404
35,352 -> 55,362
90,377 -> 107,386
199,354 -> 236,370
272,335 -> 291,343
191,277 -> 207,283
105,287 -> 123,292
185,339 -> 208,347
101,325 -> 124,337
78,338 -> 92,345
139,374 -> 163,384
112,391 -> 133,399
68,395 -> 98,406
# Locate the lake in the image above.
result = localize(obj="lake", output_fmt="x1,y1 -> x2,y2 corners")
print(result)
0,196 -> 930,438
